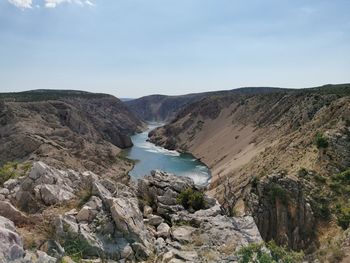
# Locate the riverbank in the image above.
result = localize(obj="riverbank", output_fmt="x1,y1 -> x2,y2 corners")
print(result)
126,123 -> 211,186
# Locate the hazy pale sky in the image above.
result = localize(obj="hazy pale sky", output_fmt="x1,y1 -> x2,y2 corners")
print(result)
1,0 -> 349,98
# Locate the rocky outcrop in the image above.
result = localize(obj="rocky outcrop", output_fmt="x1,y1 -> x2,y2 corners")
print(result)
0,163 -> 262,262
138,170 -> 262,262
245,172 -> 316,251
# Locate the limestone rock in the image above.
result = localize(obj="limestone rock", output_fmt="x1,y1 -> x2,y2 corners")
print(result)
0,201 -> 29,225
131,242 -> 150,260
148,214 -> 164,226
246,173 -> 317,250
34,184 -> 75,206
76,201 -> 100,223
108,197 -> 148,243
157,223 -> 171,239
39,240 -> 65,259
0,216 -> 25,261
171,226 -> 196,244
3,179 -> 19,191
143,205 -> 153,218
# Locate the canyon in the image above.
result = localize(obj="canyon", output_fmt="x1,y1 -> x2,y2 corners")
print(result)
0,85 -> 350,262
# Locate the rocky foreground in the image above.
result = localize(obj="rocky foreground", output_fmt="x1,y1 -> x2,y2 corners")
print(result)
0,162 -> 262,262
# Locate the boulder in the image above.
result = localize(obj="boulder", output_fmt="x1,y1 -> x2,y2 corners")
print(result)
143,205 -> 153,218
3,179 -> 19,191
39,240 -> 65,259
0,188 -> 10,196
108,197 -> 147,243
157,223 -> 171,239
157,188 -> 178,206
0,201 -> 29,225
92,181 -> 112,204
171,226 -> 196,244
148,214 -> 164,226
131,242 -> 151,260
28,162 -> 49,181
0,216 -> 25,261
76,205 -> 98,223
34,184 -> 75,206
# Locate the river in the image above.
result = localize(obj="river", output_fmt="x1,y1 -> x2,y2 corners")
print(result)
126,123 -> 211,186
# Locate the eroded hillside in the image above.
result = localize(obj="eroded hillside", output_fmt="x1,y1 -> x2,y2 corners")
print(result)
149,84 -> 350,260
0,90 -> 145,179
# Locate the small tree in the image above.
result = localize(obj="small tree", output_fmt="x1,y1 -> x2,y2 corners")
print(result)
314,132 -> 329,149
177,188 -> 205,211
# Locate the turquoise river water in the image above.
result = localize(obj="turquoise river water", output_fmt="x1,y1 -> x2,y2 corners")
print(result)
126,123 -> 211,186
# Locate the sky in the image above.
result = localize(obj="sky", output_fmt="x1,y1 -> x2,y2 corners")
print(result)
0,0 -> 349,98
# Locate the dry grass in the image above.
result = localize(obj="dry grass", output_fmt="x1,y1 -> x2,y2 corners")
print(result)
218,240 -> 237,255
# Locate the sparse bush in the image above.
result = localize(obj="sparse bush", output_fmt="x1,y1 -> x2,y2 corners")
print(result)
177,188 -> 205,211
0,161 -> 32,187
236,241 -> 304,263
314,174 -> 327,184
310,190 -> 331,221
298,168 -> 308,177
333,169 -> 350,184
314,132 -> 329,149
268,183 -> 291,206
336,204 -> 350,230
0,162 -> 18,186
61,236 -> 92,262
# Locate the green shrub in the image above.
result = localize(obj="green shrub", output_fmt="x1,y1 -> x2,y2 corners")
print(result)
333,169 -> 350,184
310,190 -> 331,221
314,132 -> 329,149
268,183 -> 291,206
336,204 -> 350,230
236,241 -> 304,263
0,161 -> 33,187
61,236 -> 92,262
177,188 -> 205,211
297,168 -> 308,177
0,162 -> 19,186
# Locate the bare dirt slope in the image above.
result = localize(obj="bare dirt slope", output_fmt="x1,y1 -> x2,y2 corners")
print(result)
150,88 -> 350,196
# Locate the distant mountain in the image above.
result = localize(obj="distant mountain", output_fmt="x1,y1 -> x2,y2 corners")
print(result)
120,98 -> 135,102
125,87 -> 287,122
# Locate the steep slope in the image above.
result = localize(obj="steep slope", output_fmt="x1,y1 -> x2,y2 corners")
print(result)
125,87 -> 287,122
149,84 -> 350,254
0,90 -> 145,178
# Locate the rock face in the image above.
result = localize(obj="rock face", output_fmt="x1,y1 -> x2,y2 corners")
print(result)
0,163 -> 262,262
13,162 -> 81,212
0,90 -> 145,178
245,172 -> 316,250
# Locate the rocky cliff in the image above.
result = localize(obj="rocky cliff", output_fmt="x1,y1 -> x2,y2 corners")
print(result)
149,84 -> 350,258
0,90 -> 145,178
